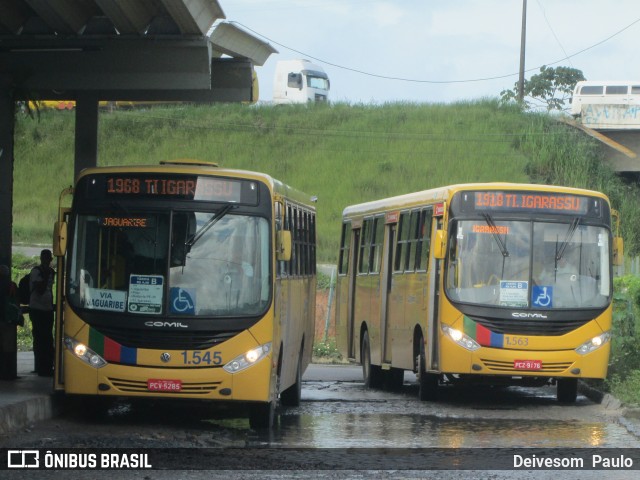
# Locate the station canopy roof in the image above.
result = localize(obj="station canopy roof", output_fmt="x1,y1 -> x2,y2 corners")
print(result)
0,0 -> 277,101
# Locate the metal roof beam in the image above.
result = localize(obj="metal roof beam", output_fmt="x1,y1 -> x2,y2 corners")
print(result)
210,22 -> 277,67
159,0 -> 225,35
1,37 -> 213,90
25,0 -> 99,34
0,0 -> 33,34
94,0 -> 160,34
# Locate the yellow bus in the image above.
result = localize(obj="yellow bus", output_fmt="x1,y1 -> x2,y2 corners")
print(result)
52,160 -> 316,428
336,183 -> 623,403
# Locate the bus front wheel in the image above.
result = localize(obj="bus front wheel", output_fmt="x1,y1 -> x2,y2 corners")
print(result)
280,348 -> 303,407
249,400 -> 276,430
557,378 -> 578,404
418,340 -> 438,401
361,330 -> 383,389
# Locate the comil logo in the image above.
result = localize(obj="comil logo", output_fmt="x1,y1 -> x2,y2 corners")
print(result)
8,450 -> 39,468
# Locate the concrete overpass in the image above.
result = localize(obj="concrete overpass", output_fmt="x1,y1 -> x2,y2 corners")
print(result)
0,0 -> 277,268
562,104 -> 640,178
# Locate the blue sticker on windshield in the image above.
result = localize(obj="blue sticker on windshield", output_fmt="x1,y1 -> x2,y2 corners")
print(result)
532,285 -> 553,308
170,287 -> 196,314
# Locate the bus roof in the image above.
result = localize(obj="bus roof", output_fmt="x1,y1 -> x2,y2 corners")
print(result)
342,183 -> 608,218
573,80 -> 640,91
575,80 -> 640,85
76,160 -> 317,210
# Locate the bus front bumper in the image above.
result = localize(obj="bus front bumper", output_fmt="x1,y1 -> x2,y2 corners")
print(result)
61,349 -> 274,402
440,340 -> 610,380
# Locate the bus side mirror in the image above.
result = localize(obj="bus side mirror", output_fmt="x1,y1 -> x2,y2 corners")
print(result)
433,230 -> 446,259
53,221 -> 67,256
277,230 -> 292,261
613,236 -> 624,266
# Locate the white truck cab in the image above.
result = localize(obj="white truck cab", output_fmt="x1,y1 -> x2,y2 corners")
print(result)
273,59 -> 330,105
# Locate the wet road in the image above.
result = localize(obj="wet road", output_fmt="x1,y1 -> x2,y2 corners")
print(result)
2,364 -> 639,479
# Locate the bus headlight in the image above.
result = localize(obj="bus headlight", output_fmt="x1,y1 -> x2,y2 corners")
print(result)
223,342 -> 271,373
63,336 -> 107,368
442,324 -> 480,351
576,332 -> 611,355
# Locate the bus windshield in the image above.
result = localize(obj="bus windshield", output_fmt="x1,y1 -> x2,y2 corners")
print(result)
445,219 -> 610,309
307,75 -> 329,90
67,210 -> 271,317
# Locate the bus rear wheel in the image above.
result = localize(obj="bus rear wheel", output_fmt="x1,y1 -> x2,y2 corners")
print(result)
557,378 -> 578,404
362,330 -> 383,389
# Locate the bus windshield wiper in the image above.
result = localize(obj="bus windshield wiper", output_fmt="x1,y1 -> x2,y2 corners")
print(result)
556,217 -> 580,261
186,204 -> 235,248
482,213 -> 509,257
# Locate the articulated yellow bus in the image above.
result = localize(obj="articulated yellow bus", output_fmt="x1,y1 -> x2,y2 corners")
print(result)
336,183 -> 623,403
53,160 -> 316,428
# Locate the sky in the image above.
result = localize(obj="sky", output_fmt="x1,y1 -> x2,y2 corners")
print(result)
218,0 -> 640,104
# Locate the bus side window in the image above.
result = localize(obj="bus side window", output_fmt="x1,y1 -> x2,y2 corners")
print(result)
275,202 -> 286,277
605,85 -> 628,95
580,85 -> 603,95
370,216 -> 384,273
339,222 -> 352,275
287,205 -> 294,276
310,213 -> 317,274
359,219 -> 372,274
406,210 -> 419,272
415,208 -> 433,271
394,211 -> 409,273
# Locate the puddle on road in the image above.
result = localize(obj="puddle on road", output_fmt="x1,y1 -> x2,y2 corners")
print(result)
72,385 -> 638,450
250,413 -> 639,449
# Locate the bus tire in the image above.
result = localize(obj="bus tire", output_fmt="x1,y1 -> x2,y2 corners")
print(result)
280,349 -> 303,407
557,378 -> 578,404
418,341 -> 438,401
249,400 -> 276,430
362,330 -> 383,389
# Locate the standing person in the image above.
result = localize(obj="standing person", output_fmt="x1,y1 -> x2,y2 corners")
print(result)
29,249 -> 55,377
0,264 -> 20,380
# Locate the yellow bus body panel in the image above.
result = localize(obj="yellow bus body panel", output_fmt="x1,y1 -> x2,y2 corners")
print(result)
61,306 -> 276,402
438,299 -> 612,379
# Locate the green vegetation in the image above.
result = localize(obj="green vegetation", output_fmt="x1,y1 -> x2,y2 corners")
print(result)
312,339 -> 342,363
10,100 -> 640,403
608,276 -> 640,405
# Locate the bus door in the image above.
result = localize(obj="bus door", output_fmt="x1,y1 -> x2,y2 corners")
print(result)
53,190 -> 72,391
425,208 -> 445,371
380,214 -> 397,364
346,225 -> 361,359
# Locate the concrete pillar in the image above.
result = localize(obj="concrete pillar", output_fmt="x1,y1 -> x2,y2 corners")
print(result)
74,94 -> 99,179
0,88 -> 17,380
0,89 -> 14,268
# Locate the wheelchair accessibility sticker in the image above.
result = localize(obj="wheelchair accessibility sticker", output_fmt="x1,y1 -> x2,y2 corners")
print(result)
170,287 -> 196,314
532,285 -> 553,308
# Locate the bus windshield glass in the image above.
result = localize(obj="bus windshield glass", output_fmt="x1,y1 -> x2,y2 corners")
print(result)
445,219 -> 610,309
67,210 -> 270,317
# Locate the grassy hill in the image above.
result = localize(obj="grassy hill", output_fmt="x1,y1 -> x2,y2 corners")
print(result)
12,99 -> 640,261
